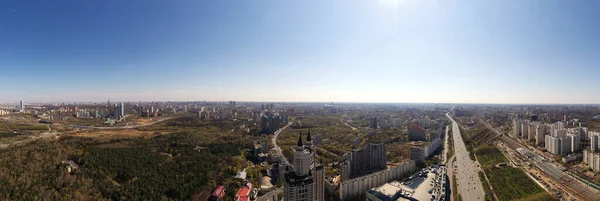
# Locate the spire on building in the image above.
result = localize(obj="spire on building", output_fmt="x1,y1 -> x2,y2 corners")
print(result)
297,132 -> 303,147
307,129 -> 312,142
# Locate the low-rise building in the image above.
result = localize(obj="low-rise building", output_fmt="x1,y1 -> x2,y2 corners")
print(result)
208,186 -> 226,201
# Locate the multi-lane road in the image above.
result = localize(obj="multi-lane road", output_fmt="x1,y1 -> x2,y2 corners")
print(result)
446,113 -> 485,201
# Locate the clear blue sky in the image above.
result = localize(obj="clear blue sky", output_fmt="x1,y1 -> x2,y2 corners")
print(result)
2,0 -> 600,103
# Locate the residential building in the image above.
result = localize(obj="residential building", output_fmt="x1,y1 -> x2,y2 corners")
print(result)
284,130 -> 324,201
339,161 -> 415,200
545,129 -> 579,155
535,124 -> 546,146
583,149 -> 600,172
591,133 -> 599,152
261,113 -> 282,134
380,119 -> 388,129
410,147 -> 425,167
235,183 -> 253,201
390,118 -> 402,128
408,124 -> 426,141
208,186 -> 226,201
370,117 -> 377,129
340,143 -> 387,181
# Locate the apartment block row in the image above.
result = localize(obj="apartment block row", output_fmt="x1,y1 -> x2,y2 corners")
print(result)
513,120 -> 586,155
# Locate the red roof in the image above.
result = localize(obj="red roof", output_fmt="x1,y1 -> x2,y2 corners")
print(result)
211,186 -> 225,197
236,187 -> 250,197
235,186 -> 251,201
236,195 -> 249,201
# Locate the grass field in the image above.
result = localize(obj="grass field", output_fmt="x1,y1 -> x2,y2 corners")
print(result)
9,123 -> 47,131
0,132 -> 18,138
446,129 -> 454,159
485,167 -> 547,201
479,171 -> 495,201
476,145 -> 509,168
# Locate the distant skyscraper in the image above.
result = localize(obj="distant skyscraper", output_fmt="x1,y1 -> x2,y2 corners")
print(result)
19,100 -> 24,112
119,102 -> 125,119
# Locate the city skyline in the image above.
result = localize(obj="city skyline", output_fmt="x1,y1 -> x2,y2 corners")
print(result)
3,1 -> 600,104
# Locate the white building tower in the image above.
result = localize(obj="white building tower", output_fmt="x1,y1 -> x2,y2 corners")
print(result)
284,130 -> 324,201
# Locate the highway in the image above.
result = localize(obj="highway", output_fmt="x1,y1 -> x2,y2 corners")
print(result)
479,119 -> 600,201
446,113 -> 485,201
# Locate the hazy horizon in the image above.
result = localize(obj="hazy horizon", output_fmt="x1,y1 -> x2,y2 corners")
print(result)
3,0 -> 600,104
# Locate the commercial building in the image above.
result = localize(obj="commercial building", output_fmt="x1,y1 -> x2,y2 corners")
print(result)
284,131 -> 324,201
340,143 -> 387,181
18,100 -> 24,112
366,167 -> 446,201
365,181 -> 405,201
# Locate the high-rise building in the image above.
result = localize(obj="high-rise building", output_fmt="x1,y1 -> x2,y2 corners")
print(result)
521,123 -> 529,140
535,124 -> 546,146
591,134 -> 599,152
380,119 -> 388,129
583,149 -> 600,172
284,130 -> 324,201
340,143 -> 387,180
391,118 -> 402,128
545,129 -> 578,155
513,119 -> 522,137
370,117 -> 377,129
528,122 -> 537,141
261,113 -> 282,134
408,124 -> 426,141
119,102 -> 125,119
19,100 -> 24,112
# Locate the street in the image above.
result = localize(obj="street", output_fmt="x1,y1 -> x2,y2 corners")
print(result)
446,113 -> 485,201
271,122 -> 293,164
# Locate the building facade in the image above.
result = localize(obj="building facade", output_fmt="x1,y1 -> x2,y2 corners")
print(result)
583,149 -> 600,172
340,143 -> 387,181
284,130 -> 324,201
408,124 -> 426,141
339,161 -> 415,200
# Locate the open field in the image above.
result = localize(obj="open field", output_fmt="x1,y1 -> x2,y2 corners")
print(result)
66,129 -> 160,139
476,145 -> 509,168
479,171 -> 494,201
0,132 -> 19,138
484,167 -> 550,201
